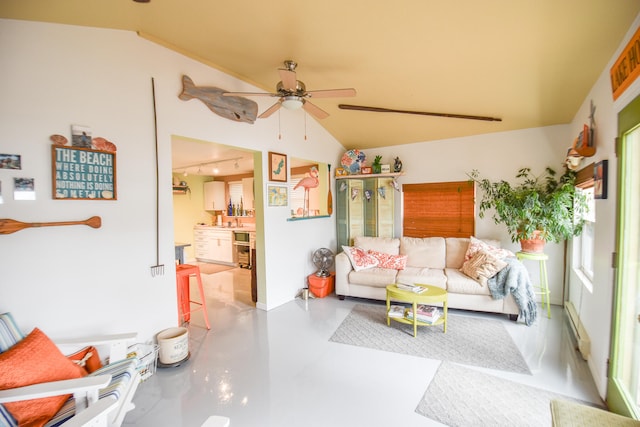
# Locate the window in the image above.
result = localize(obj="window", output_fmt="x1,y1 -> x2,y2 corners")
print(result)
402,181 -> 475,238
574,162 -> 596,285
229,181 -> 243,206
576,187 -> 595,281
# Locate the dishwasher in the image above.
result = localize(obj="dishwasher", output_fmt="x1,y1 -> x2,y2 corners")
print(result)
233,231 -> 251,268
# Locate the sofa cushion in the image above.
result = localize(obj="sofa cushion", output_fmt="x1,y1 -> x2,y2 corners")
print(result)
464,236 -> 514,262
348,267 -> 398,288
368,250 -> 407,270
342,246 -> 379,271
354,236 -> 400,255
445,268 -> 492,295
396,266 -> 446,289
400,237 -> 446,268
460,250 -> 508,286
445,238 -> 471,269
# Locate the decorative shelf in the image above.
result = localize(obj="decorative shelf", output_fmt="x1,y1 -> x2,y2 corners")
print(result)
287,215 -> 331,222
335,172 -> 404,180
172,185 -> 190,194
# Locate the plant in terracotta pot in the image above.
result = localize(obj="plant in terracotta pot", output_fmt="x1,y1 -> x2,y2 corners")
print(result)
468,167 -> 588,252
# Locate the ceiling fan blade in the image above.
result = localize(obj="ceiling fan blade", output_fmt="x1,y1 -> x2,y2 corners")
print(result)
302,101 -> 329,120
306,88 -> 357,98
278,68 -> 298,91
338,104 -> 502,122
258,101 -> 282,118
223,92 -> 278,97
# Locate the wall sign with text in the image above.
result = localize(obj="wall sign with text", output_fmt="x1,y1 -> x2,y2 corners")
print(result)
51,145 -> 117,200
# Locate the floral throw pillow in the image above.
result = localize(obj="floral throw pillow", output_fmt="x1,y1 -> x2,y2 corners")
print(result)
368,250 -> 408,270
460,249 -> 508,286
342,246 -> 379,271
464,236 -> 514,262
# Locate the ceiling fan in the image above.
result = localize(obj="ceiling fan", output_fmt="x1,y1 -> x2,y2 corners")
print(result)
223,60 -> 356,120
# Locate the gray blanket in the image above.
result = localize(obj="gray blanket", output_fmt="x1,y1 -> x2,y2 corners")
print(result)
488,257 -> 538,326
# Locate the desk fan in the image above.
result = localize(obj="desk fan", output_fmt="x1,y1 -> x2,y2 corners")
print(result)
312,248 -> 334,277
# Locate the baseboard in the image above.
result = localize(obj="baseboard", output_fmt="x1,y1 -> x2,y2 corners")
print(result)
565,301 -> 591,360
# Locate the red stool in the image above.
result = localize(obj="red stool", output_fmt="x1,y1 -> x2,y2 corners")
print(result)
175,264 -> 210,329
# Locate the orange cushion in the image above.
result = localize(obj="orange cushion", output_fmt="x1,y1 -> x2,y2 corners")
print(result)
67,346 -> 103,375
0,328 -> 84,427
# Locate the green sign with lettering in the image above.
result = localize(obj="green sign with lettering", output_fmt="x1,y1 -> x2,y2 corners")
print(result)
52,145 -> 117,200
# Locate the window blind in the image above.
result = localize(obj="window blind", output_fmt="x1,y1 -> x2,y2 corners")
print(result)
402,181 -> 475,238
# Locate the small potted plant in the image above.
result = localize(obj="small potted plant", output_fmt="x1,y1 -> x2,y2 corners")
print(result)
468,167 -> 588,252
372,155 -> 383,174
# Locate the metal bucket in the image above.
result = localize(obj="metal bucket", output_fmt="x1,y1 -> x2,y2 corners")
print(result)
157,327 -> 189,364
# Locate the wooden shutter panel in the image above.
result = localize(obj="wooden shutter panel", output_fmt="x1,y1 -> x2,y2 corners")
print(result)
402,181 -> 475,238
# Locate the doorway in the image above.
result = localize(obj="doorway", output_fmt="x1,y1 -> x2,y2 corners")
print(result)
171,136 -> 263,309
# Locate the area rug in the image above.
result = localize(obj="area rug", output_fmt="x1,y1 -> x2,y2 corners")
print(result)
416,361 -> 600,426
197,263 -> 235,275
329,303 -> 531,374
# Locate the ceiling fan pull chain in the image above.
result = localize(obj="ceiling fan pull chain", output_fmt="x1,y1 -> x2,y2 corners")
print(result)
278,109 -> 282,140
304,112 -> 307,141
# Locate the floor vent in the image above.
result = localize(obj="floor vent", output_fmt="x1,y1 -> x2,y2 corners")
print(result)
565,301 -> 591,360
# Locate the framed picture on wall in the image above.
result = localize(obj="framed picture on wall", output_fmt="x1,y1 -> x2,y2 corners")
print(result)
269,152 -> 287,182
594,159 -> 608,199
267,184 -> 288,207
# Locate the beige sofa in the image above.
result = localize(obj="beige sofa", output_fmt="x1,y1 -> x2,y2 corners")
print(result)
335,236 -> 520,319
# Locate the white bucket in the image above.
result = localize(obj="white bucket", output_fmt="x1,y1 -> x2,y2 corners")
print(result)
157,327 -> 189,364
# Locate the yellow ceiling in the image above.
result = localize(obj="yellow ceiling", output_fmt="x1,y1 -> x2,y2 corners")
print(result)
2,0 -> 639,149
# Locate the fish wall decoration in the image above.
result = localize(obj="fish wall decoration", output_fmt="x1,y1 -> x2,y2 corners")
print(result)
178,75 -> 258,124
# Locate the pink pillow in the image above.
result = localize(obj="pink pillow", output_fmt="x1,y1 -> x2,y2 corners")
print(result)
368,250 -> 408,270
342,246 -> 379,271
464,236 -> 514,262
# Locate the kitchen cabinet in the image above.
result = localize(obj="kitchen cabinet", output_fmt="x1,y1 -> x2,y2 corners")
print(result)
336,176 -> 396,248
194,228 -> 233,263
203,181 -> 226,211
242,177 -> 254,210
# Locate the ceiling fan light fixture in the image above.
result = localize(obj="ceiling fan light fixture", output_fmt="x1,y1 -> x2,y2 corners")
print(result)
281,96 -> 304,110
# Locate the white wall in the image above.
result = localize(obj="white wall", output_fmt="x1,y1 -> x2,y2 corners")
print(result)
565,13 -> 640,398
0,19 -> 343,342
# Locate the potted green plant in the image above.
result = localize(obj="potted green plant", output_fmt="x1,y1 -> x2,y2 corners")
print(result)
372,155 -> 382,174
468,167 -> 588,252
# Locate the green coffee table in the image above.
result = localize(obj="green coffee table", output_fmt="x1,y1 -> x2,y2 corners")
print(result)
386,284 -> 448,337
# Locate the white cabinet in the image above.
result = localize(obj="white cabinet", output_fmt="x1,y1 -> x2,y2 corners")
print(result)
193,228 -> 233,263
203,181 -> 226,211
242,177 -> 254,210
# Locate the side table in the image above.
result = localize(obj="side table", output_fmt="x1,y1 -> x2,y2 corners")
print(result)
516,251 -> 551,318
386,284 -> 448,337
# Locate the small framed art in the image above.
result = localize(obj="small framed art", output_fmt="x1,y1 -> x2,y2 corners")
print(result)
267,184 -> 288,207
594,160 -> 608,199
269,152 -> 287,182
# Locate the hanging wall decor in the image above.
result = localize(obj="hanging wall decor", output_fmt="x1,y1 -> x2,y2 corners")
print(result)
269,152 -> 287,182
52,145 -> 117,200
594,160 -> 608,199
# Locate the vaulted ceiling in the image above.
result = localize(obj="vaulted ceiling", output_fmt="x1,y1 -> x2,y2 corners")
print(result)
2,1 -> 639,150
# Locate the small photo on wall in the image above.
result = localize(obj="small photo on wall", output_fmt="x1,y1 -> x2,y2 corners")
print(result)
71,124 -> 92,148
594,160 -> 608,199
0,154 -> 21,170
14,177 -> 35,201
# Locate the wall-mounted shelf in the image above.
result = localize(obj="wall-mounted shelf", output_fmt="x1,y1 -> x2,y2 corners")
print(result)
173,185 -> 190,195
336,172 -> 404,180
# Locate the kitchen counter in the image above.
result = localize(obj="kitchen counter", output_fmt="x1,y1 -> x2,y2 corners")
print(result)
194,224 -> 256,232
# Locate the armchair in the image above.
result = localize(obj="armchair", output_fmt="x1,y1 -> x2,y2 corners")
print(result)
0,313 -> 140,427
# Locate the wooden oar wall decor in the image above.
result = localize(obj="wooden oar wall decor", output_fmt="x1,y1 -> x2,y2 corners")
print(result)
0,216 -> 101,234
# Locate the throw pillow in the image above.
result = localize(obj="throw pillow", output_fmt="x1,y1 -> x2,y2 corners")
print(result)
368,250 -> 408,270
0,328 -> 85,427
464,236 -> 514,262
342,246 -> 379,271
67,346 -> 103,375
460,249 -> 508,286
